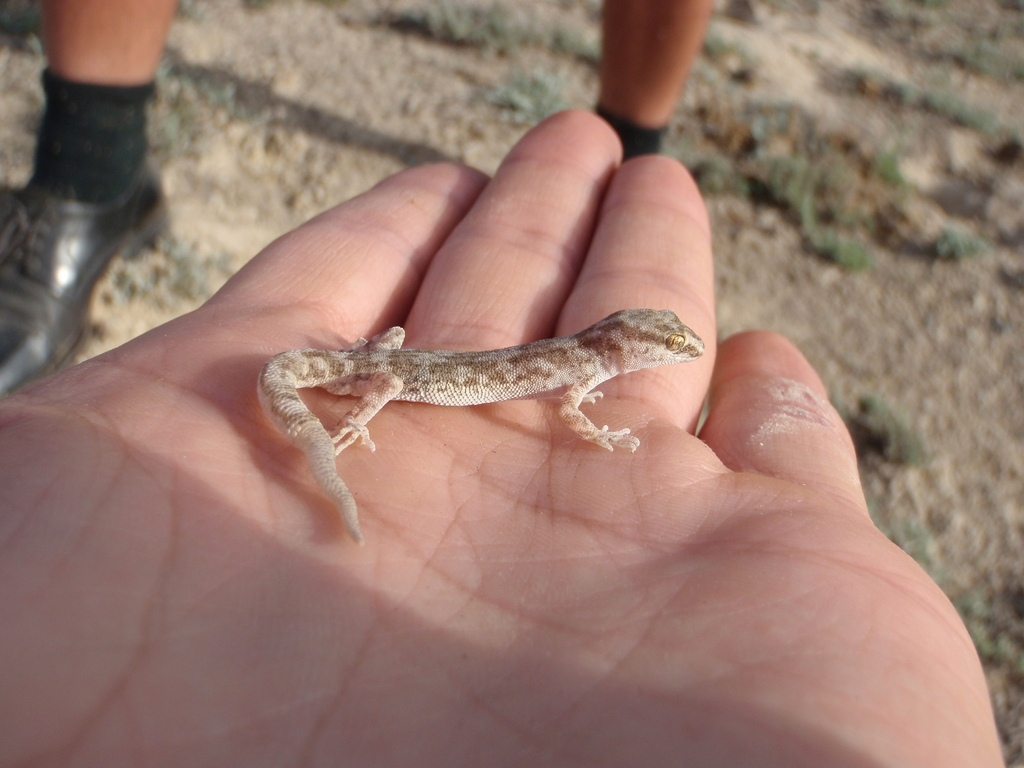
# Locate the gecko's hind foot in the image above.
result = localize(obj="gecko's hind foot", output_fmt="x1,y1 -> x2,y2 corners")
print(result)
333,418 -> 376,454
592,425 -> 640,452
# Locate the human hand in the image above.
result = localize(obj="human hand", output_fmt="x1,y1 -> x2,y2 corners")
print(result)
0,112 -> 1000,766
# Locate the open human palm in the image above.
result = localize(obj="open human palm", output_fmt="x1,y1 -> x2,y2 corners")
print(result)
0,113 -> 1000,767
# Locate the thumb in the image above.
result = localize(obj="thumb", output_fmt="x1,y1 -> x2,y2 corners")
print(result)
699,331 -> 867,515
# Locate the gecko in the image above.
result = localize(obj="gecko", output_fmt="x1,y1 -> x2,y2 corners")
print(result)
257,308 -> 704,544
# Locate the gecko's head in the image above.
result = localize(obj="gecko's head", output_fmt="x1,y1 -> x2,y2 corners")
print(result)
591,308 -> 705,369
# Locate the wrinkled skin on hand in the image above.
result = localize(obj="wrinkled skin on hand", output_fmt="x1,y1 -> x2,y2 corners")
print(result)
0,112 -> 1001,767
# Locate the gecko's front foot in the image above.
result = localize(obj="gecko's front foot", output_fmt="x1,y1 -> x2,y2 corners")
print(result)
333,417 -> 376,454
592,425 -> 641,452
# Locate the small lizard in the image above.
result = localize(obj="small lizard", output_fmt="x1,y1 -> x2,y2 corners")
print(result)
258,308 -> 704,544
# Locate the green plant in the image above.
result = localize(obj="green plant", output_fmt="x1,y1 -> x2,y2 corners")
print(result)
176,0 -> 204,20
956,591 -> 1024,671
691,154 -> 750,197
845,68 -> 1003,133
849,394 -> 928,465
549,24 -> 599,64
389,3 -> 597,63
809,230 -> 873,271
390,3 -> 533,54
150,68 -> 206,158
486,69 -> 567,124
919,89 -> 1000,132
702,31 -> 751,62
872,149 -> 907,187
935,226 -> 988,260
758,154 -> 818,232
757,152 -> 862,231
943,38 -> 1024,83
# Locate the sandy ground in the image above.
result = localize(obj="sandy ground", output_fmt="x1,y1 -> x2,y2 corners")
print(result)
2,0 -> 1023,761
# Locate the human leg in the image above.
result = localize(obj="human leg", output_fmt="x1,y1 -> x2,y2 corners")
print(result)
43,0 -> 178,86
597,0 -> 713,157
33,0 -> 177,202
0,0 -> 177,395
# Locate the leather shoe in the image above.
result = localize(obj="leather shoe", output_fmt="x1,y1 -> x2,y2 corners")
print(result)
0,166 -> 167,395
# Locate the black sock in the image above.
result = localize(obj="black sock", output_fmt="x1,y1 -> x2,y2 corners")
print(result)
596,106 -> 666,160
30,69 -> 154,204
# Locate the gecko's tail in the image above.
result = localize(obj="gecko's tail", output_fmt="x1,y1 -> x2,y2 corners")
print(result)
258,351 -> 365,544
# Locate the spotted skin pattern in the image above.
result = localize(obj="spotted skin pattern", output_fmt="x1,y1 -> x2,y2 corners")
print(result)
258,309 -> 704,544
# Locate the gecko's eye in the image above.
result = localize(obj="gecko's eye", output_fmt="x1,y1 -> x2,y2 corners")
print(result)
666,333 -> 688,351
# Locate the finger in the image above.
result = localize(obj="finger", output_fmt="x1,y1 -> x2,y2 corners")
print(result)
405,110 -> 622,350
216,163 -> 488,349
561,155 -> 715,421
700,331 -> 867,514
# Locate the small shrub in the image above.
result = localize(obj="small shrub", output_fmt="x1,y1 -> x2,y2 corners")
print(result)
758,153 -> 861,231
844,68 -> 1002,133
849,394 -> 928,465
549,24 -> 599,64
955,591 -> 1024,671
945,38 -> 1024,83
935,226 -> 989,260
919,89 -> 1000,133
390,4 -> 534,55
389,3 -> 597,63
872,150 -> 907,187
810,230 -> 873,271
692,154 -> 750,197
487,69 -> 567,124
702,32 -> 751,63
